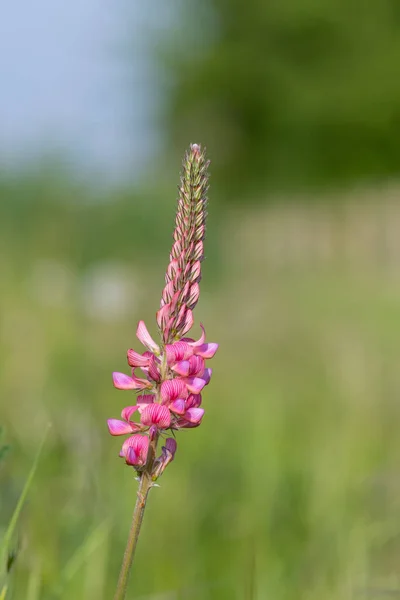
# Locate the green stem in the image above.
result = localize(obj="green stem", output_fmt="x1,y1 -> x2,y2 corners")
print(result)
113,436 -> 158,600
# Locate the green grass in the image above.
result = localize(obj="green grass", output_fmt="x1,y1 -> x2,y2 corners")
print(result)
2,198 -> 400,599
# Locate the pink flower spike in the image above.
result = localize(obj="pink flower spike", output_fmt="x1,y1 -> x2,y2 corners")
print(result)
184,377 -> 206,394
121,405 -> 138,421
141,403 -> 171,429
184,407 -> 205,424
136,320 -> 160,354
127,349 -> 151,368
137,394 -> 155,413
170,399 -> 186,415
194,343 -> 219,359
172,360 -> 190,377
113,372 -> 143,390
107,419 -> 138,436
160,379 -> 188,403
202,368 -> 212,385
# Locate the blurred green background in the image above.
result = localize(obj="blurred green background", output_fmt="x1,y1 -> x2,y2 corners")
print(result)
3,1 -> 400,598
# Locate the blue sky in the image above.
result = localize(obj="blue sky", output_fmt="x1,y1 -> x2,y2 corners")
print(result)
0,0 -> 169,181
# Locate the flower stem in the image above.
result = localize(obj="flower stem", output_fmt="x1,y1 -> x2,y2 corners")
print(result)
113,436 -> 158,600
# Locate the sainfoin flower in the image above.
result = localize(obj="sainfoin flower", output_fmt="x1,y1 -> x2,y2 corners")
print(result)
107,144 -> 218,481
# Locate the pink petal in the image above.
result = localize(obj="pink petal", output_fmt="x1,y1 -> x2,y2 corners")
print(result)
148,355 -> 161,383
186,393 -> 202,409
122,434 -> 149,466
107,419 -> 137,436
188,323 -> 206,348
121,405 -> 138,421
125,447 -> 139,465
187,356 -> 205,377
160,379 -> 188,403
127,349 -> 151,368
137,352 -> 153,376
137,394 -> 155,413
201,368 -> 212,385
165,438 -> 177,456
149,424 -> 158,441
141,403 -> 171,428
152,437 -> 177,478
165,341 -> 194,365
172,360 -> 190,377
184,377 -> 206,394
170,399 -> 186,415
130,372 -> 154,390
112,372 -> 142,390
136,321 -> 160,354
184,407 -> 205,424
194,343 -> 219,359
134,435 -> 150,462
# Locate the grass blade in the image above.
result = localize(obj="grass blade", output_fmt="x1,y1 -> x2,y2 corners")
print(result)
0,425 -> 50,579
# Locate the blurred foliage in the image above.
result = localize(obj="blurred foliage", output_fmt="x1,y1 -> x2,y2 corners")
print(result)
160,0 -> 400,199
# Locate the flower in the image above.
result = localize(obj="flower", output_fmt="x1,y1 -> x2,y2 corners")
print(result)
112,371 -> 153,391
107,144 -> 218,479
120,435 -> 149,467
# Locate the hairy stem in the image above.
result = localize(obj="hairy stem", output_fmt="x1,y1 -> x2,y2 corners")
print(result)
113,435 -> 159,600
